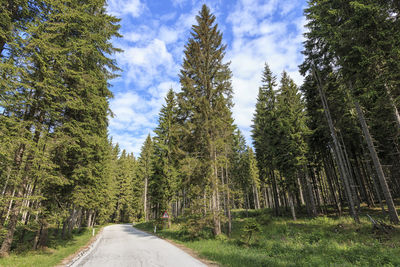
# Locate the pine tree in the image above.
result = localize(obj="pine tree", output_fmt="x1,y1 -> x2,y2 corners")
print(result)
177,4 -> 234,235
302,0 -> 399,224
138,135 -> 154,222
251,63 -> 280,215
0,0 -> 121,254
151,89 -> 180,225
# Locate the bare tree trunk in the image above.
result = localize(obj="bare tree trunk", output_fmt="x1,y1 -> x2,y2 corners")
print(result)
354,101 -> 399,224
252,180 -> 260,210
0,196 -> 21,256
288,193 -> 297,221
262,183 -> 268,208
91,212 -> 96,228
296,176 -> 305,206
38,221 -> 48,248
365,158 -> 386,215
323,157 -> 341,216
310,167 -> 322,213
304,166 -> 317,217
33,223 -> 42,250
212,148 -> 221,235
312,65 -> 359,223
271,170 -> 280,216
4,189 -> 15,222
144,175 -> 148,222
385,84 -> 400,129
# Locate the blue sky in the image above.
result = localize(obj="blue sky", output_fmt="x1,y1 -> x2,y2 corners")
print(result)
106,0 -> 307,156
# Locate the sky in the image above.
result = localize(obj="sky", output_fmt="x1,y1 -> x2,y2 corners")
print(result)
106,0 -> 308,156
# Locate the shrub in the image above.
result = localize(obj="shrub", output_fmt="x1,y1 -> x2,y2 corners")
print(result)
241,218 -> 261,245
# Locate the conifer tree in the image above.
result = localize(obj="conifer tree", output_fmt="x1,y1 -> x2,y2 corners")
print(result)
251,63 -> 280,215
138,135 -> 154,222
177,4 -> 234,235
151,89 -> 180,225
275,71 -> 310,219
0,0 -> 121,254
302,0 -> 399,224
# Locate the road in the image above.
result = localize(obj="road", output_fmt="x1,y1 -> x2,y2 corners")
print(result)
71,224 -> 206,267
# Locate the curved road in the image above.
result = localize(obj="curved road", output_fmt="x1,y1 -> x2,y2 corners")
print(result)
71,224 -> 206,267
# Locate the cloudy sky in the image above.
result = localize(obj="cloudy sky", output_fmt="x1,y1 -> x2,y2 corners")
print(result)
106,0 -> 308,156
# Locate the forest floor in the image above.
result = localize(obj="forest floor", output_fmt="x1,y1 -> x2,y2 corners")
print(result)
0,225 -> 101,267
135,204 -> 400,267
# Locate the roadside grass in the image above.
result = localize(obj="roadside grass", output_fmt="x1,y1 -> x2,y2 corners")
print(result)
135,207 -> 400,267
0,226 -> 100,267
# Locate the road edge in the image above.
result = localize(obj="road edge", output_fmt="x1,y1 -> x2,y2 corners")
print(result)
56,226 -> 104,267
132,224 -> 219,267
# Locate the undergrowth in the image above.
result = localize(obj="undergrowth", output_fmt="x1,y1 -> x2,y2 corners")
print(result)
0,226 -> 100,267
134,207 -> 400,267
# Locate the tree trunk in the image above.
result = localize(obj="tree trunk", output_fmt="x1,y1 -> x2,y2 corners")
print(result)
252,181 -> 260,210
87,210 -> 93,228
323,157 -> 341,215
310,167 -> 322,213
270,170 -> 280,216
288,193 -> 297,221
212,148 -> 221,235
0,197 -> 21,257
304,166 -> 317,217
354,101 -> 399,224
365,158 -> 386,216
91,212 -> 96,228
385,84 -> 400,129
225,165 -> 232,236
144,175 -> 148,222
312,65 -> 359,223
4,189 -> 15,223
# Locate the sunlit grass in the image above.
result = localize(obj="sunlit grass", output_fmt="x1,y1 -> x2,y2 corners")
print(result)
135,208 -> 400,267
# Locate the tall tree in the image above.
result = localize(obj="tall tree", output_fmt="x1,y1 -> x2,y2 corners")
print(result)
138,135 -> 154,222
177,4 -> 234,235
251,63 -> 280,215
151,89 -> 180,225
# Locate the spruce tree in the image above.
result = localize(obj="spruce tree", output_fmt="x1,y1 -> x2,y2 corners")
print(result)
251,63 -> 280,215
177,4 -> 234,235
151,89 -> 180,225
138,135 -> 154,222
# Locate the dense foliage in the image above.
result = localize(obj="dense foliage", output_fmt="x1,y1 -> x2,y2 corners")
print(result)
1,1 -> 399,258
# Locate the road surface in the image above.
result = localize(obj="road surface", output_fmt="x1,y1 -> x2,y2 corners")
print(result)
71,224 -> 206,267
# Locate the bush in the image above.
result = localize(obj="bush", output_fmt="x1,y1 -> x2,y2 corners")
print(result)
257,214 -> 272,225
178,213 -> 214,241
241,218 -> 261,245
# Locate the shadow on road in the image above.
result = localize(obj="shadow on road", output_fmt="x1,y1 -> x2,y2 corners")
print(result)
116,224 -> 159,240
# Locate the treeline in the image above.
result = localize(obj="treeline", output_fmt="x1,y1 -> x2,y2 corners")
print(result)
252,0 -> 400,224
135,1 -> 400,238
131,6 -> 264,237
1,0 -> 400,256
0,0 -> 124,256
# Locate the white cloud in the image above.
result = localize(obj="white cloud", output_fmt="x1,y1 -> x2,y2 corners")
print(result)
107,0 -> 145,18
108,0 -> 307,154
109,131 -> 150,157
117,39 -> 176,87
226,0 -> 306,146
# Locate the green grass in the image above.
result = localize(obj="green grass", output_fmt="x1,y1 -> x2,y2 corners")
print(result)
0,226 -> 100,267
135,208 -> 400,267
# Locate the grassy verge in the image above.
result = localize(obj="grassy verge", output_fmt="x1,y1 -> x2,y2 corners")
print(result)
0,226 -> 101,267
135,208 -> 400,267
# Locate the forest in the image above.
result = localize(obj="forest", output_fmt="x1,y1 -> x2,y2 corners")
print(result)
0,0 -> 400,264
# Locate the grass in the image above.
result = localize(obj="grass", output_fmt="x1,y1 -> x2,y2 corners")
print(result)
0,226 -> 101,267
135,207 -> 400,267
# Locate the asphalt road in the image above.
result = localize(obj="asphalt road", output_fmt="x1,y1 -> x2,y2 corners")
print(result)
71,224 -> 206,267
